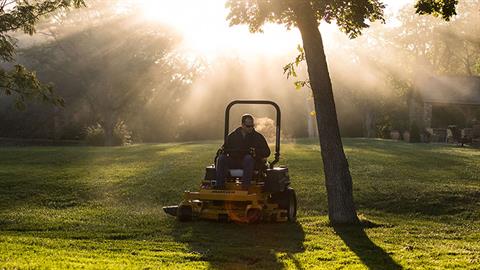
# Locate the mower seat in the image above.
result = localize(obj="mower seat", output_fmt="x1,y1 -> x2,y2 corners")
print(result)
228,169 -> 263,181
229,169 -> 244,178
204,163 -> 267,181
204,166 -> 255,180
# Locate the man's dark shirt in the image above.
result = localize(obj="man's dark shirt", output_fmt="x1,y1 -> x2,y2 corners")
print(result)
224,127 -> 270,164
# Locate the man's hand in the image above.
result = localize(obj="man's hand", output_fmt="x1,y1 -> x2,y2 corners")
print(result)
249,147 -> 256,158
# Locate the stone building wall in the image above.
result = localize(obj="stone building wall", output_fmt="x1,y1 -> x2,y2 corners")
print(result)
423,103 -> 432,129
409,96 -> 428,129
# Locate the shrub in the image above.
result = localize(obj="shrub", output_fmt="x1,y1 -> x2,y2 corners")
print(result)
85,124 -> 105,146
112,121 -> 132,146
255,117 -> 292,143
85,121 -> 132,146
378,124 -> 391,139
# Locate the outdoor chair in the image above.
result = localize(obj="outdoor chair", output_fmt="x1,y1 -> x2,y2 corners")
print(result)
432,128 -> 447,143
472,124 -> 480,145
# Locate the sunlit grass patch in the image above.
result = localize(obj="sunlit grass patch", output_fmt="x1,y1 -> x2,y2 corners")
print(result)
0,139 -> 479,269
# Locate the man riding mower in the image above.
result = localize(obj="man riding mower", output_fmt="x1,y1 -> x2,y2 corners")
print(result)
163,100 -> 297,223
215,113 -> 270,190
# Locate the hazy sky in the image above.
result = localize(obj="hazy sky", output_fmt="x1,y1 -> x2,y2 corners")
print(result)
139,0 -> 414,60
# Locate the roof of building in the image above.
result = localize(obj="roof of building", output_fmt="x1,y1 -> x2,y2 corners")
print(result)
415,76 -> 480,105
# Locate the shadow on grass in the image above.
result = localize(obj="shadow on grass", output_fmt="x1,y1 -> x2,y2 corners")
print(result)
356,190 -> 480,218
334,221 -> 402,270
171,220 -> 305,269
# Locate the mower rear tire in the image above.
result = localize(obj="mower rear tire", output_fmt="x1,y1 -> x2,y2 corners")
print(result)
276,187 -> 297,222
246,208 -> 262,224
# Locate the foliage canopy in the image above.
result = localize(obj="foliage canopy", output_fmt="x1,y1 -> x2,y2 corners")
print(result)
415,0 -> 459,20
0,0 -> 84,109
226,0 -> 385,38
226,0 -> 459,41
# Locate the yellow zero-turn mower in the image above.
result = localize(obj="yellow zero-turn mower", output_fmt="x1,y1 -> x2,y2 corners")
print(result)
163,100 -> 297,223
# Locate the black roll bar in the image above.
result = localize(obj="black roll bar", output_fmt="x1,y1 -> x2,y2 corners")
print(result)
224,100 -> 281,168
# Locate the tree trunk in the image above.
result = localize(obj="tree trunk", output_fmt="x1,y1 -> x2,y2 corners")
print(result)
51,106 -> 61,142
293,3 -> 359,224
306,98 -> 318,138
103,113 -> 116,146
363,108 -> 376,138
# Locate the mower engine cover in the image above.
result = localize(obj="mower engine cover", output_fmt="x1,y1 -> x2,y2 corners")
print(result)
265,167 -> 290,193
204,165 -> 216,180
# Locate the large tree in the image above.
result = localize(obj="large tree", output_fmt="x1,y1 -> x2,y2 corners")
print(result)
0,0 -> 84,109
226,0 -> 460,224
23,16 -> 190,145
226,0 -> 385,224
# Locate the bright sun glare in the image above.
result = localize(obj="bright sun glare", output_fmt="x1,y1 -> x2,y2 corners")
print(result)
138,0 -> 410,60
139,0 -> 302,59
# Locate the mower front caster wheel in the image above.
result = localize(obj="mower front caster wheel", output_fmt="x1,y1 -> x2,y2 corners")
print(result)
177,205 -> 193,222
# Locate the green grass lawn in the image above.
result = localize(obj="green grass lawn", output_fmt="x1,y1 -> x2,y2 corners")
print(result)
0,138 -> 479,269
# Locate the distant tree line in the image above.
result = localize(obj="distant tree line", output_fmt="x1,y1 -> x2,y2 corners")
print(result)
0,1 -> 197,145
326,0 -> 480,139
1,0 -> 478,146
